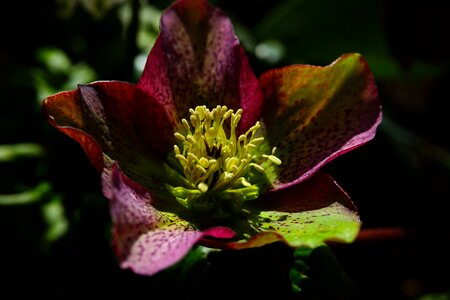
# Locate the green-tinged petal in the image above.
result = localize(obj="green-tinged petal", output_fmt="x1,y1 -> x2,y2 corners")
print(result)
260,53 -> 381,189
228,173 -> 360,249
43,81 -> 186,194
138,0 -> 263,132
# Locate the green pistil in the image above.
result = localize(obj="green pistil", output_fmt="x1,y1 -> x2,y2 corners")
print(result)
169,105 -> 281,217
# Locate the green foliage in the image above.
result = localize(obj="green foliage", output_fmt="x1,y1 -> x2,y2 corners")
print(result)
0,182 -> 51,206
0,143 -> 44,162
419,292 -> 450,300
33,47 -> 97,100
291,245 -> 357,299
42,196 -> 69,242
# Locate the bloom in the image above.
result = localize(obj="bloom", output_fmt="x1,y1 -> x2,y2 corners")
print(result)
43,0 -> 381,276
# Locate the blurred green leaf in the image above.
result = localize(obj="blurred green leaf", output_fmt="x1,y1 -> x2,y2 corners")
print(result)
36,47 -> 72,74
136,3 -> 161,52
419,292 -> 450,300
33,46 -> 97,100
0,182 -> 52,206
254,39 -> 286,64
57,0 -> 127,19
291,244 -> 357,299
134,3 -> 161,78
0,143 -> 45,162
42,196 -> 69,242
63,62 -> 97,90
252,0 -> 403,79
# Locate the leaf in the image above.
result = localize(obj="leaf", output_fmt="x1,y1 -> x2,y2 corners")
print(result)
0,182 -> 51,206
41,196 -> 69,242
0,143 -> 44,162
291,244 -> 357,299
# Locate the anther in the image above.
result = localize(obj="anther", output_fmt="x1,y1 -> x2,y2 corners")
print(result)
198,182 -> 208,193
182,118 -> 190,131
171,105 -> 281,198
263,154 -> 282,165
174,132 -> 186,141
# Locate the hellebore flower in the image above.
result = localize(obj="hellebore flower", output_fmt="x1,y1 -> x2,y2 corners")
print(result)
43,0 -> 381,276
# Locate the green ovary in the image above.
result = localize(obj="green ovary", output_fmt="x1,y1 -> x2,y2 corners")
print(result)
167,105 -> 280,219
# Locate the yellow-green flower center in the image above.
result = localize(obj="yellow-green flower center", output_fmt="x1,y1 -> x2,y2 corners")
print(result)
168,105 -> 280,219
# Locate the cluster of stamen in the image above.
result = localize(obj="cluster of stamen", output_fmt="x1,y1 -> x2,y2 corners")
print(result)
171,105 -> 281,210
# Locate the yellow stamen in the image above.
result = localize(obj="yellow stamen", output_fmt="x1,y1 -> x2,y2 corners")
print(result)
172,105 -> 281,201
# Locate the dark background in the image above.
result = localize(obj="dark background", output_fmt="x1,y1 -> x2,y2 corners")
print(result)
1,0 -> 449,299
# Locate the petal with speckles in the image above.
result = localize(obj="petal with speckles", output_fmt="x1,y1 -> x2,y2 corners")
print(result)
260,53 -> 382,190
138,0 -> 263,133
41,0 -> 382,277
229,173 -> 360,249
103,164 -> 235,276
43,81 -> 182,192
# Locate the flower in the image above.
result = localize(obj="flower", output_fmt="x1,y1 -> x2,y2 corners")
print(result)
42,0 -> 381,276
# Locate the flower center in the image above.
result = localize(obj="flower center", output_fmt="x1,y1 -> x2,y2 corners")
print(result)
167,105 -> 281,219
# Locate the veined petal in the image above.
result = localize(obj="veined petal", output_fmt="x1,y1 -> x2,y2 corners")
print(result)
103,165 -> 235,276
138,0 -> 263,132
43,81 -> 180,192
228,173 -> 360,249
260,53 -> 382,189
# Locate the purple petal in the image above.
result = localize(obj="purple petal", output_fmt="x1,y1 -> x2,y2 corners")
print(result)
138,0 -> 263,132
260,53 -> 382,189
102,165 -> 235,276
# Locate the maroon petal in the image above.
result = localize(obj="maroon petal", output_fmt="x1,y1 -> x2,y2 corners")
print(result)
42,89 -> 104,171
43,81 -> 178,191
103,165 -> 235,276
260,53 -> 382,189
138,0 -> 263,132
